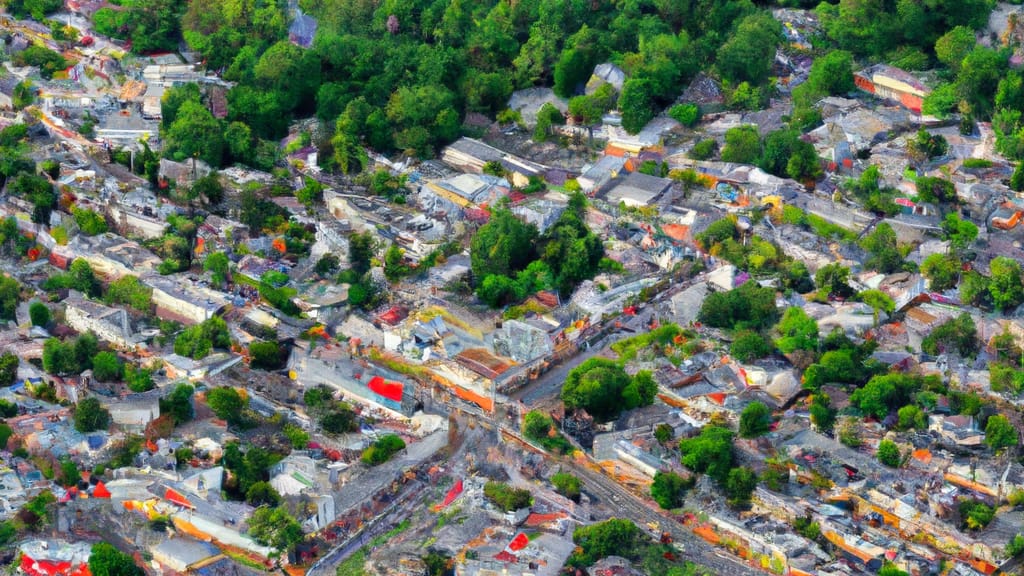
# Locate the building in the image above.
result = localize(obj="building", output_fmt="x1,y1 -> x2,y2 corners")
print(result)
163,353 -> 242,382
66,234 -> 161,280
63,292 -> 142,350
854,65 -> 931,113
143,275 -> 232,325
605,172 -> 672,207
577,155 -> 626,193
440,137 -> 550,187
152,539 -> 221,572
425,173 -> 510,209
102,392 -> 160,433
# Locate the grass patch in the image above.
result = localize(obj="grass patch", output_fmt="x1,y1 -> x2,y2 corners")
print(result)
370,519 -> 410,547
336,548 -> 367,576
413,306 -> 482,339
781,205 -> 856,242
610,323 -> 694,363
224,549 -> 271,572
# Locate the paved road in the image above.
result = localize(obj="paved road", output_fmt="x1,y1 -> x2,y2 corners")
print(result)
307,481 -> 426,576
557,452 -> 764,576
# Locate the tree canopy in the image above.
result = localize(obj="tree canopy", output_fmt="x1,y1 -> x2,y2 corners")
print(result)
562,358 -> 656,422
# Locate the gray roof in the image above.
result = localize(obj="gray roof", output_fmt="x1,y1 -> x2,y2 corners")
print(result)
606,172 -> 672,205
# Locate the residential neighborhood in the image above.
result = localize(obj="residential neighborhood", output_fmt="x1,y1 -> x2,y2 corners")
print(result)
2,2 -> 1024,576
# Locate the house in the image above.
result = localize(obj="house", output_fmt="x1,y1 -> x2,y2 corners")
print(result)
287,341 -> 417,417
163,353 -> 242,382
578,155 -> 627,194
930,415 -> 984,447
585,63 -> 626,94
288,12 -> 318,48
18,540 -> 93,576
854,64 -> 931,113
269,453 -> 319,496
152,539 -> 221,572
63,292 -> 142,350
67,234 -> 161,280
440,137 -> 550,187
102,393 -> 160,433
425,173 -> 511,209
990,202 -> 1024,230
491,320 -> 553,363
143,275 -> 232,325
605,172 -> 672,208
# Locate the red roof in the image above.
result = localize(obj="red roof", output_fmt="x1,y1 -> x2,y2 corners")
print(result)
20,556 -> 90,576
164,487 -> 194,508
508,532 -> 529,551
525,512 -> 565,526
707,392 -> 727,405
378,306 -> 407,326
368,376 -> 403,402
493,551 -> 517,563
439,479 -> 463,509
92,482 -> 110,499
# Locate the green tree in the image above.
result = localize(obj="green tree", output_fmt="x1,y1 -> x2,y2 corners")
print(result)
58,457 -> 80,487
990,257 -> 1024,311
730,330 -> 770,362
721,125 -> 761,164
348,231 -> 375,277
877,439 -> 901,467
174,316 -> 231,360
248,506 -> 303,552
725,467 -> 758,507
815,263 -> 853,299
936,26 -> 976,72
739,401 -> 771,438
922,313 -> 978,357
361,434 -> 406,465
570,519 -> 642,567
860,223 -> 903,274
618,78 -> 656,135
160,384 -> 194,424
942,213 -> 978,253
562,358 -> 655,422
654,423 -> 674,444
125,365 -> 155,393
858,289 -> 896,326
717,13 -> 783,86
0,352 -> 17,387
679,425 -> 734,483
807,50 -> 854,96
91,352 -> 123,383
650,471 -> 691,510
245,481 -> 282,507
775,307 -> 819,354
283,424 -> 310,450
985,415 -> 1017,452
72,207 -> 108,236
204,252 -> 230,288
249,341 -> 286,371
551,472 -> 582,502
922,253 -> 961,291
74,397 -> 111,433
483,481 -> 532,512
1006,534 -> 1024,558
897,405 -> 926,430
809,393 -> 836,432
533,102 -> 565,142
106,275 -> 153,313
165,100 -> 225,167
959,499 -> 995,530
207,387 -> 245,424
0,276 -> 18,322
89,543 -> 143,576
470,209 -> 538,279
28,301 -> 50,327
668,103 -> 700,127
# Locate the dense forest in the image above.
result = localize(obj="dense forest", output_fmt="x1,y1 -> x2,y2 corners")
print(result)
3,0 -> 1010,171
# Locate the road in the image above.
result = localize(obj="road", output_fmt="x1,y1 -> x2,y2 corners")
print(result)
306,481 -> 426,576
564,461 -> 763,576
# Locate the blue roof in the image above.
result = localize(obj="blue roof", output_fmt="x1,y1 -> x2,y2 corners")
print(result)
87,435 -> 106,450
